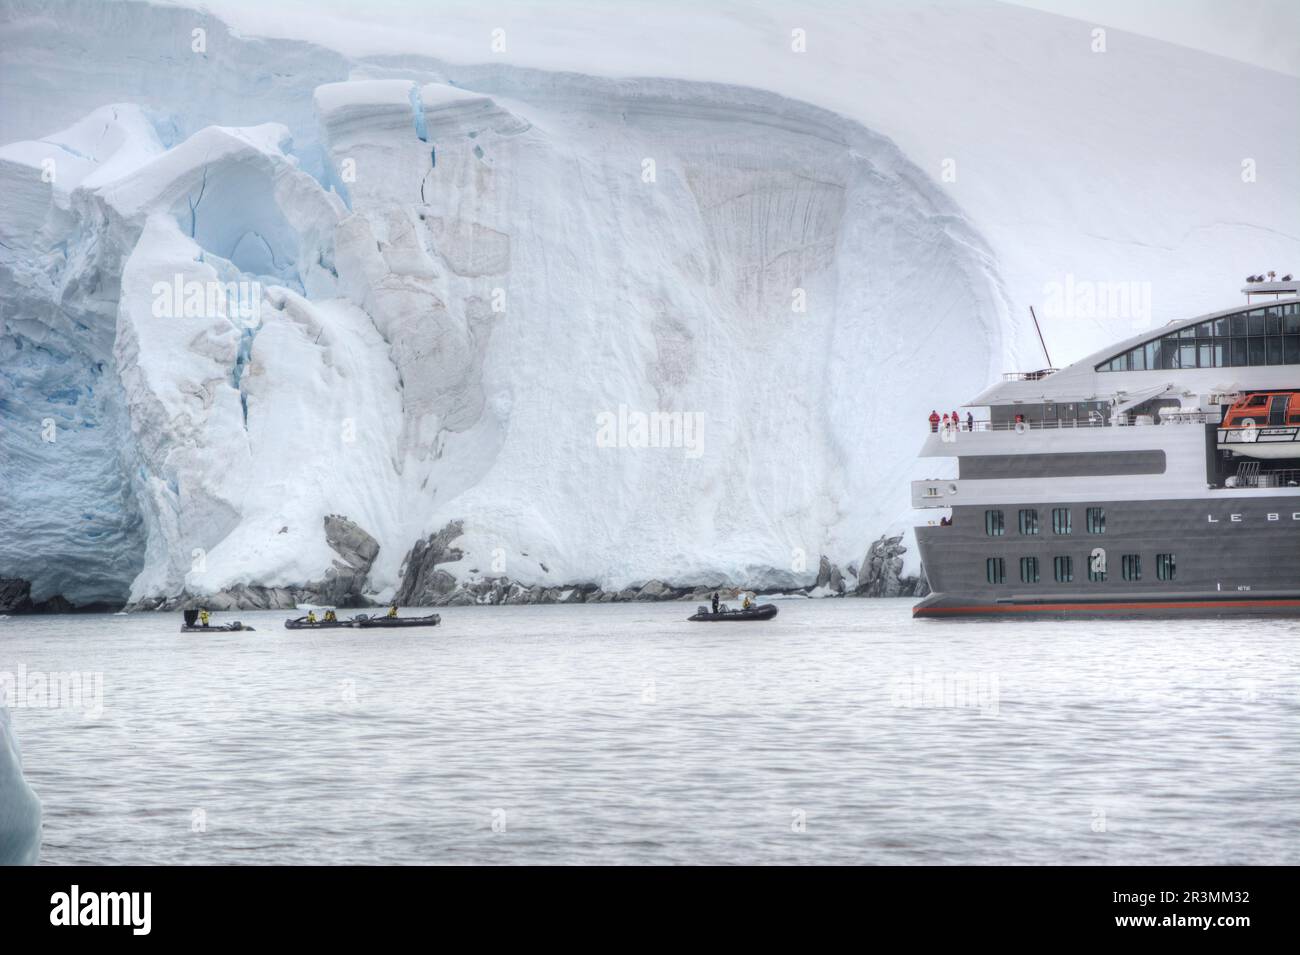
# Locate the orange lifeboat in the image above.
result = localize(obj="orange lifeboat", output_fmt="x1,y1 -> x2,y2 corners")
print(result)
1217,391 -> 1300,459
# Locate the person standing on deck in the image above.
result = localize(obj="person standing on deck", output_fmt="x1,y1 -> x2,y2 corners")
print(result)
929,410 -> 940,432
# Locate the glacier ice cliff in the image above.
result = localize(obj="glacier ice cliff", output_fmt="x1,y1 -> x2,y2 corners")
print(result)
0,0 -> 1011,606
7,0 -> 1289,608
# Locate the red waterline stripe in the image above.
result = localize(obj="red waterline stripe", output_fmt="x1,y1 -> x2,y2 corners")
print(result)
914,599 -> 1300,615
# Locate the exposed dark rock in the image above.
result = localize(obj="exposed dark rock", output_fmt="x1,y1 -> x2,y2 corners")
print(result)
912,564 -> 931,598
828,564 -> 845,594
396,520 -> 465,605
0,578 -> 33,613
0,577 -> 111,614
854,534 -> 926,598
815,555 -> 833,588
636,579 -> 672,600
317,514 -> 381,607
810,555 -> 846,595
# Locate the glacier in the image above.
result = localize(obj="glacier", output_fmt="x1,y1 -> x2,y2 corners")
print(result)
0,0 -> 1297,608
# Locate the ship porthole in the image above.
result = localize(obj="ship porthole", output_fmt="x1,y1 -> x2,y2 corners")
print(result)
1014,422 -> 1027,434
947,483 -> 958,495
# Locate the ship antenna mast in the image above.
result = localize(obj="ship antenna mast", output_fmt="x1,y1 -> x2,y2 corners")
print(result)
1029,306 -> 1053,368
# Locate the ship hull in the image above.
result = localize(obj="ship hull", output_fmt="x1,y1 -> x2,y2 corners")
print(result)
915,496 -> 1300,619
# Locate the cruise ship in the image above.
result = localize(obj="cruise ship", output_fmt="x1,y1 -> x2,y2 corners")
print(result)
913,280 -> 1300,618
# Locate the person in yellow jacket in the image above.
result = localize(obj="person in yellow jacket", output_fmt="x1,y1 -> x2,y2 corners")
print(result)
306,610 -> 317,624
387,603 -> 398,619
199,609 -> 210,627
742,593 -> 753,610
323,609 -> 337,622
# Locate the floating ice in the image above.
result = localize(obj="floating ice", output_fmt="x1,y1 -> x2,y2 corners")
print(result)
0,705 -> 41,865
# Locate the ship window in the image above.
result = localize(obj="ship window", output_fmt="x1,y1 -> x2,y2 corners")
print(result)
1052,508 -> 1072,534
1121,554 -> 1141,581
1161,336 -> 1180,368
986,557 -> 1006,584
1020,557 -> 1039,583
1018,508 -> 1039,535
985,509 -> 1005,536
1095,307 -> 1300,373
1053,555 -> 1073,583
1086,507 -> 1106,534
1156,553 -> 1176,581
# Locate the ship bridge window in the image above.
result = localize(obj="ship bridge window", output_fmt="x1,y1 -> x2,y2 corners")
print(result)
1096,305 -> 1300,372
1018,509 -> 1039,535
1020,557 -> 1039,583
1053,555 -> 1074,583
986,557 -> 1006,584
985,510 -> 1005,536
1052,508 -> 1072,534
1157,553 -> 1176,581
1086,507 -> 1106,534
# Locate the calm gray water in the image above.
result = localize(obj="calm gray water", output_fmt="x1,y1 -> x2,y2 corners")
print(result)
2,599 -> 1298,865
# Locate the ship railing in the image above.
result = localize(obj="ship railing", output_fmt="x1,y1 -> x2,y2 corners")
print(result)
1001,369 -> 1060,381
1224,468 -> 1300,489
934,413 -> 1219,433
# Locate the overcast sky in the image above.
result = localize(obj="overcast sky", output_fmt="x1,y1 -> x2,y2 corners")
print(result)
1006,0 -> 1300,76
178,0 -> 1300,78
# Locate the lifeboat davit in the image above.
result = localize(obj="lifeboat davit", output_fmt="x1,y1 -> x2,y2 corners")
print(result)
1216,391 -> 1300,459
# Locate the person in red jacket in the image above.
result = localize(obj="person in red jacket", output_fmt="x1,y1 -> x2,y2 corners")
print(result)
951,410 -> 960,430
929,410 -> 941,432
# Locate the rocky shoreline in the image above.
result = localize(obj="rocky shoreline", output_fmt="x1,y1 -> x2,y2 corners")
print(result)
2,519 -> 927,614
